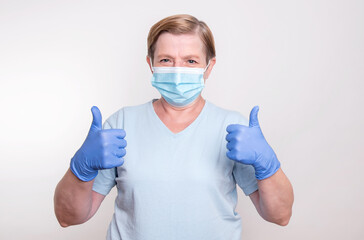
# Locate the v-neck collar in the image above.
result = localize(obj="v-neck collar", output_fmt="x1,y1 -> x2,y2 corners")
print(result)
148,99 -> 209,138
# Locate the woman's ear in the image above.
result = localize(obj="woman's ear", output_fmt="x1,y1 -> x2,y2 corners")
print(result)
203,57 -> 216,80
146,56 -> 153,73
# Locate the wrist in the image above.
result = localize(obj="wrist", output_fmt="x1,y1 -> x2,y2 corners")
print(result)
253,149 -> 281,180
70,150 -> 98,182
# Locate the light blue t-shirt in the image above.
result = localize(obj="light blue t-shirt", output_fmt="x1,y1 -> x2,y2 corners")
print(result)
92,100 -> 258,240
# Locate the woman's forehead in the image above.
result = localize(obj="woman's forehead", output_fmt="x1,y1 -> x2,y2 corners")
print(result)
154,32 -> 205,58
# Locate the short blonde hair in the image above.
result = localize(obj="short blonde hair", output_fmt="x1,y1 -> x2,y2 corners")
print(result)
147,14 -> 216,64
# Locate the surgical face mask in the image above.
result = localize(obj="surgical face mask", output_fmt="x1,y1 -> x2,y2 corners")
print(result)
151,62 -> 210,107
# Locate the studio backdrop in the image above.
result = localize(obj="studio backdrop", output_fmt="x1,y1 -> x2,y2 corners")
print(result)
0,0 -> 363,239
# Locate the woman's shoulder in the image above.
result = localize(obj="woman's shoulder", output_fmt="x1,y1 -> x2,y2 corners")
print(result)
206,101 -> 249,126
103,100 -> 152,129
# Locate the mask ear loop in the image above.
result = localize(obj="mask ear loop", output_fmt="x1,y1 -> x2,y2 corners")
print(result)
204,60 -> 211,73
149,56 -> 155,73
202,60 -> 211,81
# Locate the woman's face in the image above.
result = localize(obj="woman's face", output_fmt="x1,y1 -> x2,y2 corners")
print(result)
147,32 -> 216,79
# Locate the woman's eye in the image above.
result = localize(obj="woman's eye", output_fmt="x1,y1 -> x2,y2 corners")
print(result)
188,60 -> 197,64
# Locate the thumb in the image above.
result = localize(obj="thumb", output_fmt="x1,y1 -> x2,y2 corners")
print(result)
90,106 -> 102,132
249,105 -> 260,127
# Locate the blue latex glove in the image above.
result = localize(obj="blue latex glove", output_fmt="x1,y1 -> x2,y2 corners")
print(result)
70,106 -> 127,181
226,106 -> 280,180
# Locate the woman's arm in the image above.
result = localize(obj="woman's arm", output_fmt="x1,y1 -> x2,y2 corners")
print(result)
54,168 -> 105,227
249,168 -> 294,226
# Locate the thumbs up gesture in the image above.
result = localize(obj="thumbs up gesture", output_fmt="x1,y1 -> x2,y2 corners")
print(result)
70,106 -> 127,181
226,106 -> 280,180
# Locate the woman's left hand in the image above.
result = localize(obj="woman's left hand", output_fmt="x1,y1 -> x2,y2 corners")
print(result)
226,106 -> 281,180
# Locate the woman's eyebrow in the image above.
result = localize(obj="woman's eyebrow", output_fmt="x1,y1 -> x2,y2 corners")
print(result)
183,55 -> 200,59
156,54 -> 174,59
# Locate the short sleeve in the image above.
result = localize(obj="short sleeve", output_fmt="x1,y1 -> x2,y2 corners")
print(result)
92,120 -> 117,196
230,111 -> 258,196
233,162 -> 258,196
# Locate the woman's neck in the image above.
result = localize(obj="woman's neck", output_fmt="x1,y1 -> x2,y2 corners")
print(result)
152,96 -> 206,133
160,96 -> 205,113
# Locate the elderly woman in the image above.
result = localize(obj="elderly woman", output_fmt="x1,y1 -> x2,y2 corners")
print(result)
54,14 -> 293,240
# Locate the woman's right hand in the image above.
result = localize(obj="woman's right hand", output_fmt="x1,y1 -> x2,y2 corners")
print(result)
70,106 -> 127,182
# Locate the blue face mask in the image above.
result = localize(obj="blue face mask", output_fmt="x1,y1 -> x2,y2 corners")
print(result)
151,62 -> 210,107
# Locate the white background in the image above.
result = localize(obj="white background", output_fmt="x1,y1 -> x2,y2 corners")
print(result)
0,0 -> 363,239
